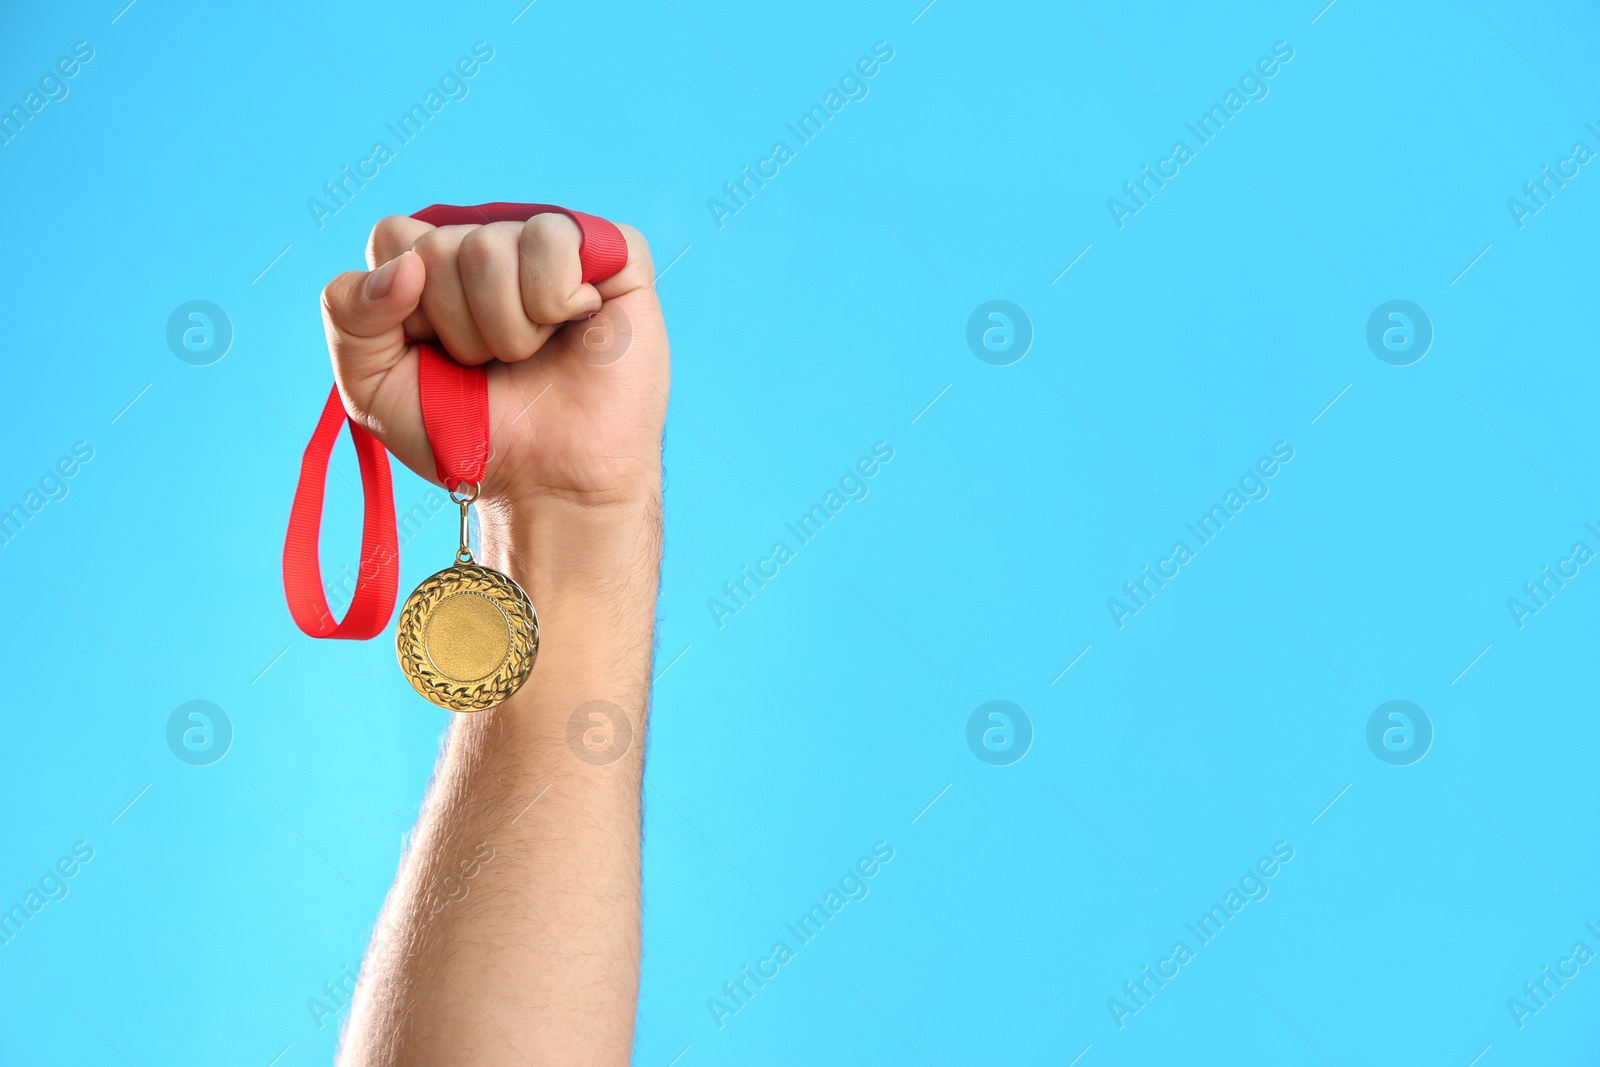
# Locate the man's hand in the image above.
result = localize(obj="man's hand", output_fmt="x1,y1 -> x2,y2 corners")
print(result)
328,210 -> 666,1067
320,212 -> 668,510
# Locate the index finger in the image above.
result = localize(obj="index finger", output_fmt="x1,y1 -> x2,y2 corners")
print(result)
368,214 -> 435,270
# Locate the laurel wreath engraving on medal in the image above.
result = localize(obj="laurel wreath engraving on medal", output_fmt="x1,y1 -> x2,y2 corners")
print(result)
396,564 -> 539,712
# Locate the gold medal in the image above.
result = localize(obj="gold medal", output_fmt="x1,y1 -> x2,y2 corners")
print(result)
396,485 -> 538,711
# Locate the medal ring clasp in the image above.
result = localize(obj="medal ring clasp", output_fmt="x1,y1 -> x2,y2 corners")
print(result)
450,481 -> 480,564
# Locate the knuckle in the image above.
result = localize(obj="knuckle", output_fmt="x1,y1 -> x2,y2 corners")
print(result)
371,214 -> 411,243
320,272 -> 357,322
457,226 -> 492,259
618,223 -> 653,273
616,222 -> 649,252
480,328 -> 529,362
524,212 -> 579,246
457,227 -> 505,279
441,336 -> 489,364
411,228 -> 452,266
523,286 -> 573,324
368,215 -> 414,260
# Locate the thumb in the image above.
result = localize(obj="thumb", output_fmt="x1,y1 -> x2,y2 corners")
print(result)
320,249 -> 426,401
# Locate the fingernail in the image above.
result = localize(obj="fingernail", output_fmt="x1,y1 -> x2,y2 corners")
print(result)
365,253 -> 404,300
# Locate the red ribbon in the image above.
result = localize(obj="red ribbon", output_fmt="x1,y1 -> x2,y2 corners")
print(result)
282,203 -> 628,640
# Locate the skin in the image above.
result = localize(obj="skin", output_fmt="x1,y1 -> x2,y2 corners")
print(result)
321,211 -> 667,1065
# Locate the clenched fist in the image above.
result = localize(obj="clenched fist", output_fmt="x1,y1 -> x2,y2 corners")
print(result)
320,211 -> 669,514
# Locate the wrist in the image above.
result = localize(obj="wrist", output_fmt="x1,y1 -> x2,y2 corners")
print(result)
455,491 -> 659,766
474,490 -> 661,629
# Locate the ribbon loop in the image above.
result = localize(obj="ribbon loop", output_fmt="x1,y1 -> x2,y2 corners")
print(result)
281,389 -> 399,640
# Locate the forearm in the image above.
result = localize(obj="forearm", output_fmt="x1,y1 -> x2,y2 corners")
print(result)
339,494 -> 661,1066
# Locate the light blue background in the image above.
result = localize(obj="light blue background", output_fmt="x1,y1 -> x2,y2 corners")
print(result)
2,1 -> 1598,1063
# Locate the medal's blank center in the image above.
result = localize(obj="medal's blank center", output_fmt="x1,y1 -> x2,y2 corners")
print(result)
423,593 -> 511,682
